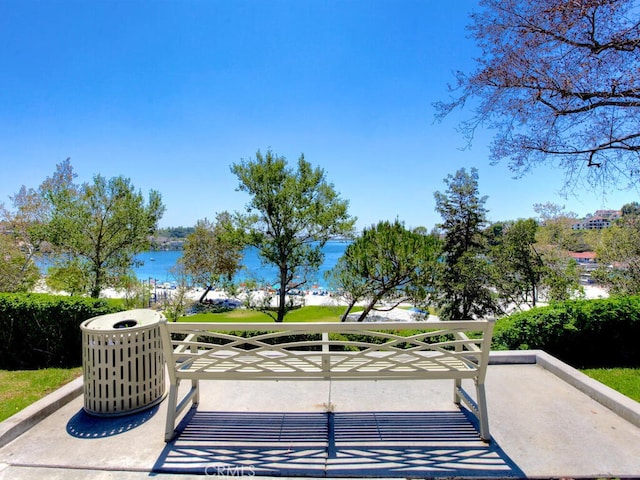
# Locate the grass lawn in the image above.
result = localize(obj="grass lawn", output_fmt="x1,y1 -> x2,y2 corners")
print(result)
581,368 -> 640,403
0,367 -> 82,422
184,305 -> 356,323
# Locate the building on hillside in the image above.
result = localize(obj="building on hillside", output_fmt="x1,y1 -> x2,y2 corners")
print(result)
568,251 -> 598,284
572,210 -> 621,230
568,251 -> 597,264
594,209 -> 622,219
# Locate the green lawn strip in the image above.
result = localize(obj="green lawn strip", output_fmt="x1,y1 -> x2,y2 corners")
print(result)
581,368 -> 640,403
0,367 -> 83,422
182,305 -> 360,323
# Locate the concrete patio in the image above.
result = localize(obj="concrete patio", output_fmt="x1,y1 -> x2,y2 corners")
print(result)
0,350 -> 639,479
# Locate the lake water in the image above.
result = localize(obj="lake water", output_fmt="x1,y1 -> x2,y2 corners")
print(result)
134,240 -> 349,289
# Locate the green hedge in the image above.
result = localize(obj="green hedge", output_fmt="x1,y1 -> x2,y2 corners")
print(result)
493,296 -> 640,368
0,293 -> 124,369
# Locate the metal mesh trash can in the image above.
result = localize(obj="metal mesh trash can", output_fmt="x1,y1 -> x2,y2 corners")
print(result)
81,309 -> 166,416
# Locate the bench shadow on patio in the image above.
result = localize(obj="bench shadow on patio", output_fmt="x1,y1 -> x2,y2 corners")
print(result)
152,409 -> 525,477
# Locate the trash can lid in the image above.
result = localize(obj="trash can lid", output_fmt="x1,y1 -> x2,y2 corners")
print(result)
81,309 -> 165,331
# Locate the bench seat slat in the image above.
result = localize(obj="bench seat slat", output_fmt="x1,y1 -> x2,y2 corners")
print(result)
175,351 -> 479,377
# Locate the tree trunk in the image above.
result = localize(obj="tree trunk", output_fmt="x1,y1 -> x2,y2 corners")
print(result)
276,267 -> 288,322
531,285 -> 537,307
198,285 -> 212,303
357,298 -> 380,322
91,264 -> 101,298
276,288 -> 287,322
340,300 -> 357,322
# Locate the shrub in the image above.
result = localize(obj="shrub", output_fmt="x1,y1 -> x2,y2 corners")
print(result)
0,293 -> 124,369
493,296 -> 640,368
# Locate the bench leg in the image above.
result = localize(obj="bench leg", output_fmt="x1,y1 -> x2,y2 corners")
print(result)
191,378 -> 199,405
475,381 -> 490,442
453,378 -> 491,442
164,382 -> 179,442
453,378 -> 462,405
164,379 -> 200,442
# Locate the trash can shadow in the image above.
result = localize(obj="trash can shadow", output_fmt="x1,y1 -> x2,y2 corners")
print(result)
66,404 -> 160,439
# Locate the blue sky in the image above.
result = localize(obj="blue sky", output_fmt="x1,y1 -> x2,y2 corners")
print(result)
0,0 -> 637,231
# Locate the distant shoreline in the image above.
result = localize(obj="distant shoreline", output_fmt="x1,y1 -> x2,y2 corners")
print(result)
133,242 -> 350,288
149,235 -> 353,252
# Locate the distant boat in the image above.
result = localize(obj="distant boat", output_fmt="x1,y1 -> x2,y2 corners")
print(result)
149,257 -> 156,261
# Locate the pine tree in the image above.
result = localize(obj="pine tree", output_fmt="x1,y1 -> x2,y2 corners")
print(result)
434,168 -> 497,320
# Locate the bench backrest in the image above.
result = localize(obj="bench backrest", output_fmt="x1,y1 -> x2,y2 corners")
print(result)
160,320 -> 494,382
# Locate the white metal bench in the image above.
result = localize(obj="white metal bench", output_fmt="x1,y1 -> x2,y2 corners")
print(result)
159,320 -> 495,442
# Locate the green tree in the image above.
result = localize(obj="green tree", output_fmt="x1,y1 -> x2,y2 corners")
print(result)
325,255 -> 370,321
0,234 -> 40,292
539,253 -> 582,302
593,222 -> 640,295
179,212 -> 244,303
231,149 -> 355,322
157,226 -> 195,239
435,0 -> 640,191
326,220 -> 440,321
533,202 -> 585,251
490,219 -> 544,309
0,158 -> 76,292
0,186 -> 49,261
161,264 -> 191,322
621,201 -> 640,219
434,167 -> 497,320
44,165 -> 165,298
45,258 -> 88,296
531,202 -> 585,301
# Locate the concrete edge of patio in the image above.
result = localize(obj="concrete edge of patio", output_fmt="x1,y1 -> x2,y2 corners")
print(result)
0,376 -> 83,449
535,350 -> 640,428
1,349 -> 639,451
490,349 -> 640,428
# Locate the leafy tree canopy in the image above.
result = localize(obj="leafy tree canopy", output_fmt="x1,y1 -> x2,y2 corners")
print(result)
156,226 -> 195,239
434,167 -> 497,319
593,219 -> 640,295
621,201 -> 640,218
490,218 -> 544,309
180,212 -> 244,302
326,219 -> 440,321
0,234 -> 40,293
231,149 -> 355,322
0,158 -> 76,292
43,160 -> 165,298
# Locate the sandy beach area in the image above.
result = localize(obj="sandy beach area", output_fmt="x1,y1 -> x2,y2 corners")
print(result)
164,283 -> 611,305
34,281 -> 610,323
88,284 -> 433,322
